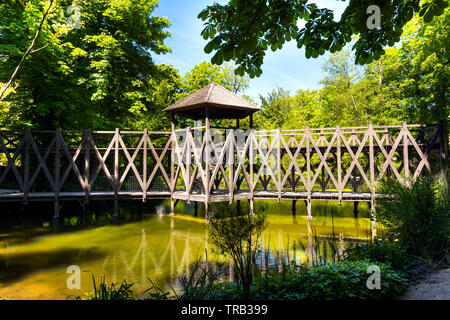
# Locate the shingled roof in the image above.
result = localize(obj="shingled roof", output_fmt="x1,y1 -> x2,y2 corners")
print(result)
163,83 -> 260,120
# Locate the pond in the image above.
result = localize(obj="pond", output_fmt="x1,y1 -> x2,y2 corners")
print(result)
0,199 -> 375,299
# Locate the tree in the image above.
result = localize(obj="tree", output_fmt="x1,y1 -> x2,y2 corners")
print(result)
181,61 -> 249,96
0,0 -> 55,101
0,0 -> 172,130
198,0 -> 449,77
372,8 -> 450,124
207,211 -> 268,299
257,88 -> 293,129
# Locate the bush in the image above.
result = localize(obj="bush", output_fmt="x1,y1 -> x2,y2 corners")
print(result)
377,175 -> 449,261
216,261 -> 407,300
207,211 -> 268,299
344,241 -> 413,275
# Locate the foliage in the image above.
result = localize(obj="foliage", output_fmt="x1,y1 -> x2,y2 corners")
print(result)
370,9 -> 450,124
181,62 -> 249,96
174,260 -> 222,300
75,275 -> 134,300
216,261 -> 406,300
144,259 -> 223,300
0,0 -> 172,130
207,211 -> 268,299
376,175 -> 450,261
144,278 -> 171,300
345,240 -> 413,275
254,9 -> 449,129
257,88 -> 293,129
198,0 -> 448,77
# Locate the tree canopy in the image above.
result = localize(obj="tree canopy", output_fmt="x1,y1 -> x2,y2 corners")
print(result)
1,0 -> 171,130
198,0 -> 449,77
0,1 -> 447,132
254,8 -> 449,129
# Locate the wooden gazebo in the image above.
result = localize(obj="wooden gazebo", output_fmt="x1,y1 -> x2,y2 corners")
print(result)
163,82 -> 260,129
163,83 -> 260,214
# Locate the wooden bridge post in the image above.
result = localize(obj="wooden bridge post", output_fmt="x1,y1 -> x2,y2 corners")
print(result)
291,152 -> 296,215
368,123 -> 375,205
142,128 -> 148,202
170,117 -> 175,193
228,129 -> 234,202
54,129 -> 61,223
113,128 -> 120,219
306,126 -> 311,214
402,122 -> 410,186
371,196 -> 377,239
185,126 -> 191,202
84,129 -> 90,203
23,128 -> 31,205
336,125 -> 342,205
170,197 -> 175,215
438,120 -> 448,176
277,127 -> 281,203
205,107 -> 211,216
249,129 -> 254,200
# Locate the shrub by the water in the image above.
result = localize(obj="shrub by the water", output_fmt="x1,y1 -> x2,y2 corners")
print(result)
344,241 -> 413,275
216,261 -> 407,300
376,175 -> 449,261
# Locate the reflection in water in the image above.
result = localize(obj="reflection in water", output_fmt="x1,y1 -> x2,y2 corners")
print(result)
0,200 -> 373,299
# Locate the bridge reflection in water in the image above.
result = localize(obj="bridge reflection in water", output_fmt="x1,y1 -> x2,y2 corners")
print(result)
0,200 -> 371,299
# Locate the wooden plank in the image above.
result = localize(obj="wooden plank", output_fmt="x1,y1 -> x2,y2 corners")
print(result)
277,127 -> 281,202
23,129 -> 30,203
402,122 -> 409,185
369,124 -> 375,195
114,128 -> 119,193
336,126 -> 342,203
143,128 -> 148,201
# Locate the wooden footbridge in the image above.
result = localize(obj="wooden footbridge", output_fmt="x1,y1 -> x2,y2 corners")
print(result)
0,83 -> 447,220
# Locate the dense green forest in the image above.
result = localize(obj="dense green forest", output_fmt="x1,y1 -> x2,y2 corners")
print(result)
0,0 -> 448,132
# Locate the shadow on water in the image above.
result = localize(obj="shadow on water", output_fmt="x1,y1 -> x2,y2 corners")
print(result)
0,198 -> 373,299
0,247 -> 106,285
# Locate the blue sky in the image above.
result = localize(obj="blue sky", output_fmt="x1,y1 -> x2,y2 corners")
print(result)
153,0 -> 349,100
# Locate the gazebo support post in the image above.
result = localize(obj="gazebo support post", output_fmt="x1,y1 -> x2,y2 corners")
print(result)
205,107 -> 211,217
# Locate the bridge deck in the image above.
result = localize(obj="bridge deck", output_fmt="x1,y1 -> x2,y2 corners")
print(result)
172,190 -> 373,202
0,189 -> 372,202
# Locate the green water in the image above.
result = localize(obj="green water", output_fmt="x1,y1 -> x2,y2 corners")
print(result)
0,200 -> 373,300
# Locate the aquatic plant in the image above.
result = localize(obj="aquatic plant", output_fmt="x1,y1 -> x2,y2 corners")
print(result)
75,274 -> 134,300
175,260 -> 222,300
145,259 -> 223,300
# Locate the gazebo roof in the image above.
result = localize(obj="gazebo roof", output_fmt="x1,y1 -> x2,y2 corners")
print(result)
163,83 -> 260,120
